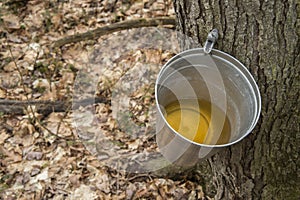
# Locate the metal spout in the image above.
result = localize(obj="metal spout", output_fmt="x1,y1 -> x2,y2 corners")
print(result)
204,29 -> 219,54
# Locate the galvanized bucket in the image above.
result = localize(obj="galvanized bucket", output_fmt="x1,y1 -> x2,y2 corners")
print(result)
155,30 -> 261,166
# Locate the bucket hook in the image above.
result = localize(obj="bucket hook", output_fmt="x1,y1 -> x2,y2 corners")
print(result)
204,29 -> 218,54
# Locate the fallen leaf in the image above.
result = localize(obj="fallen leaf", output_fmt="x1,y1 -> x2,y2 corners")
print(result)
29,167 -> 49,184
59,71 -> 74,86
32,79 -> 50,90
3,149 -> 22,163
26,151 -> 43,161
46,113 -> 73,137
125,183 -> 137,199
22,160 -> 46,173
2,14 -> 20,31
47,112 -> 64,123
32,79 -> 57,100
19,119 -> 36,135
3,61 -> 16,72
69,174 -> 81,187
70,184 -> 97,200
0,130 -> 10,144
50,146 -> 66,163
0,86 -> 7,98
51,13 -> 63,30
0,72 -> 20,88
94,173 -> 111,194
30,167 -> 41,176
128,140 -> 140,150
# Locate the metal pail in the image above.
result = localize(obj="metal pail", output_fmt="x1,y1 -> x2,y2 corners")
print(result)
155,48 -> 261,166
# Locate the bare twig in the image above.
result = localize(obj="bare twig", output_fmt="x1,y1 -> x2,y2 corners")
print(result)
6,40 -> 38,121
5,41 -> 65,139
52,17 -> 176,48
0,97 -> 109,115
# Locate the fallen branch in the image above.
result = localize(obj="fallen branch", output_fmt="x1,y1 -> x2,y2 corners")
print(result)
52,17 -> 176,48
0,97 -> 109,115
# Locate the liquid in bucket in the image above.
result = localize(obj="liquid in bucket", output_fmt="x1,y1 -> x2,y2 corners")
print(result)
164,99 -> 231,145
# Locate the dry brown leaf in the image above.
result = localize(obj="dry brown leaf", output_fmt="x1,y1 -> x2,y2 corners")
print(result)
20,119 -> 36,135
128,139 -> 140,150
69,174 -> 81,187
1,14 -> 20,31
51,14 -> 63,30
1,148 -> 22,163
134,187 -> 149,199
29,167 -> 50,185
48,165 -> 63,178
0,72 -> 20,89
126,183 -> 137,199
47,112 -> 64,123
32,78 -> 57,100
33,79 -> 50,90
22,134 -> 35,148
21,160 -> 46,173
46,113 -> 73,137
22,43 -> 43,67
70,184 -> 97,200
61,46 -> 90,70
26,151 -> 43,161
0,130 -> 10,144
24,6 -> 44,28
59,71 -> 75,86
3,61 -> 16,72
144,49 -> 163,63
0,86 -> 7,98
50,146 -> 67,164
30,167 -> 41,176
93,172 -> 111,194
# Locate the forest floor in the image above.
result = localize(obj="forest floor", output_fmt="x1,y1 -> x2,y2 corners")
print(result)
0,0 -> 211,199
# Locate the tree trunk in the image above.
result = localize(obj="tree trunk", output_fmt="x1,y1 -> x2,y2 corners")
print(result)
173,0 -> 299,199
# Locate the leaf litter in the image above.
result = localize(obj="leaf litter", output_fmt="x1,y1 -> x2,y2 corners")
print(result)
0,0 -> 209,199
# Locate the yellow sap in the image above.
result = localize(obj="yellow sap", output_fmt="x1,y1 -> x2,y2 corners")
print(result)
164,99 -> 231,145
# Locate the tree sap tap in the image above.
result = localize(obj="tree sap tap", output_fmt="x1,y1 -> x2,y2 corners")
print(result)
204,29 -> 218,54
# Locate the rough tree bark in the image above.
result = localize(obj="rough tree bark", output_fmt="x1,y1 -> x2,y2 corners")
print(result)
173,0 -> 299,199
